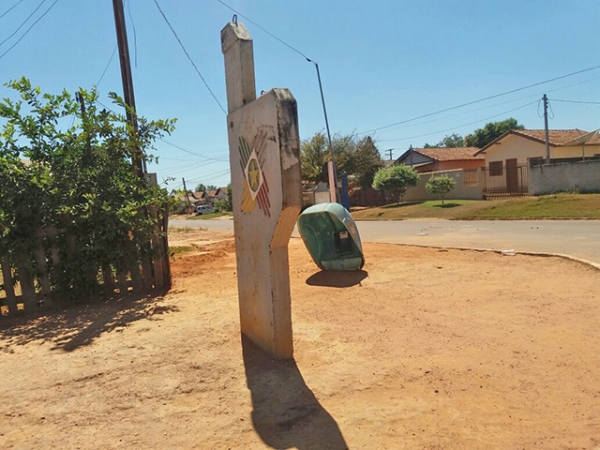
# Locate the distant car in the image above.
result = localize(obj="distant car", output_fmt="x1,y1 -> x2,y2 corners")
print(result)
195,205 -> 215,215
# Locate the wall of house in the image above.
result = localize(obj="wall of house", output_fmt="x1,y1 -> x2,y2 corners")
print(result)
529,160 -> 600,195
438,160 -> 485,171
483,135 -> 600,166
403,169 -> 483,202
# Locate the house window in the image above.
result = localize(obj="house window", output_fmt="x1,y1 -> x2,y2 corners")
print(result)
528,157 -> 544,167
489,161 -> 503,176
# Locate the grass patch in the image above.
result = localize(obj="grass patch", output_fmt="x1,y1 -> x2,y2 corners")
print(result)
351,194 -> 600,220
456,193 -> 600,219
352,200 -> 486,220
186,212 -> 232,220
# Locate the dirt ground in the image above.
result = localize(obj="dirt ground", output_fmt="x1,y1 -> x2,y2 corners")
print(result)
1,228 -> 600,449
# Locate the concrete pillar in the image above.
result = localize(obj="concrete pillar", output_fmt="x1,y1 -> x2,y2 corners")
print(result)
221,22 -> 302,359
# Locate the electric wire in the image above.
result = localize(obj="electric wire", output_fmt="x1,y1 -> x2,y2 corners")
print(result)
158,138 -> 229,162
378,100 -> 538,144
0,0 -> 25,19
358,64 -> 600,136
0,0 -> 47,47
550,99 -> 600,105
126,0 -> 137,68
216,0 -> 311,62
0,0 -> 59,61
152,0 -> 227,114
96,44 -> 118,88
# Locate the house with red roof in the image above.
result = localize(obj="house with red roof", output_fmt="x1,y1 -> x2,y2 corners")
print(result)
394,147 -> 484,173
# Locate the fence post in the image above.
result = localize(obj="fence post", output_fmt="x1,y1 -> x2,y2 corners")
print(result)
161,202 -> 171,288
1,259 -> 17,314
101,263 -> 115,295
149,205 -> 164,290
34,245 -> 53,307
15,253 -> 37,311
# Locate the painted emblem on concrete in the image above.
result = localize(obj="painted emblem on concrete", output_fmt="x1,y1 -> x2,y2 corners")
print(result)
239,133 -> 270,217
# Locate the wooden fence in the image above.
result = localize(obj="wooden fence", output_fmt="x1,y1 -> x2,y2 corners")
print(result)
0,205 -> 171,317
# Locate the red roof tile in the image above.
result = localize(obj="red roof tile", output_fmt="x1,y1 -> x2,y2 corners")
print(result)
511,129 -> 600,145
414,147 -> 483,162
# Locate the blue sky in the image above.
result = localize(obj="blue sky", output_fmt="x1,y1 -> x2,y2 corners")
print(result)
1,0 -> 599,190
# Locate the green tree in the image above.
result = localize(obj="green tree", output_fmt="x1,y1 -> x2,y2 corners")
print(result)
425,175 -> 456,205
300,132 -> 329,183
194,183 -> 217,192
424,133 -> 465,148
372,164 -> 420,204
463,118 -> 524,148
353,136 -> 383,188
300,132 -> 383,188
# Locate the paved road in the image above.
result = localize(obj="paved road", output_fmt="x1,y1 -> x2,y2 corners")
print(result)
171,219 -> 600,264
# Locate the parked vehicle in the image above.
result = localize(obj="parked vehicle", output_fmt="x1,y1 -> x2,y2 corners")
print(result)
195,205 -> 215,215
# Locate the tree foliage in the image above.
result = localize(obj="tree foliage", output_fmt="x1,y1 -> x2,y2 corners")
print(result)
425,175 -> 456,205
0,77 -> 175,299
424,133 -> 465,148
372,164 -> 420,203
421,119 -> 524,149
463,118 -> 524,148
300,132 -> 383,188
194,183 -> 216,192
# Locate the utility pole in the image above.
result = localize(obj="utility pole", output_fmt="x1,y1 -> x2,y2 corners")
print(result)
543,94 -> 550,164
409,145 -> 414,166
182,178 -> 190,208
112,0 -> 145,177
386,148 -> 393,161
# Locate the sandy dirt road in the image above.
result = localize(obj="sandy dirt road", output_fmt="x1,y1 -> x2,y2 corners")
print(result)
1,228 -> 600,449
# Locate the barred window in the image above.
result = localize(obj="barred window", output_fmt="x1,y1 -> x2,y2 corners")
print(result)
489,161 -> 503,176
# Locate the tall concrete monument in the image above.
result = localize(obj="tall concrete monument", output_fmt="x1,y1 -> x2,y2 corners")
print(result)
221,21 -> 302,359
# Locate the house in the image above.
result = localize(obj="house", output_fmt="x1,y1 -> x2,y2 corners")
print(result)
302,181 -> 330,207
395,147 -> 484,173
475,129 -> 600,196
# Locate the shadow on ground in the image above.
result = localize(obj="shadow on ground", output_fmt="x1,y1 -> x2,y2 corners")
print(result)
431,202 -> 462,208
381,201 -> 422,209
0,290 -> 177,353
242,336 -> 348,449
306,270 -> 368,288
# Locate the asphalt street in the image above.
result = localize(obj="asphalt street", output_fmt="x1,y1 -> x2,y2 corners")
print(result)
171,218 -> 600,265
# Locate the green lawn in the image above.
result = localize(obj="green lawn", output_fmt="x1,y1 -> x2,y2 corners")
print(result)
456,194 -> 600,220
351,194 -> 600,220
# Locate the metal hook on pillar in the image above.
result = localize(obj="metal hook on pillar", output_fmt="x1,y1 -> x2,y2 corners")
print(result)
232,14 -> 238,25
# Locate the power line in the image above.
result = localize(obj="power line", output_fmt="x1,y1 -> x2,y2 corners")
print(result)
152,0 -> 226,114
358,64 -> 600,136
0,0 -> 47,47
0,0 -> 59,61
378,100 -> 538,144
158,138 -> 229,162
126,0 -> 137,68
96,44 -> 118,88
0,0 -> 25,19
216,0 -> 311,62
94,99 -> 229,164
550,98 -> 600,105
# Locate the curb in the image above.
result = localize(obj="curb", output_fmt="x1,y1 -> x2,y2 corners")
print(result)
385,243 -> 600,272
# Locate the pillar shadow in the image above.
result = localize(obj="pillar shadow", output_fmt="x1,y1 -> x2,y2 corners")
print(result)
306,270 -> 368,288
242,336 -> 348,449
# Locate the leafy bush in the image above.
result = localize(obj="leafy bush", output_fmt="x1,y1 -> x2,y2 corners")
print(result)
0,77 -> 175,299
213,199 -> 231,212
425,175 -> 456,205
372,164 -> 420,203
